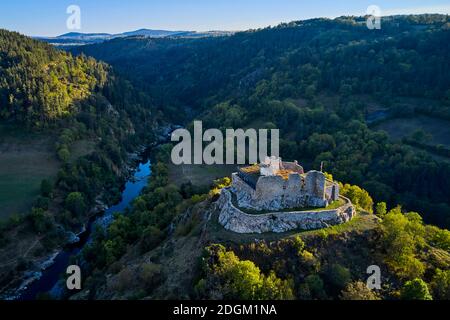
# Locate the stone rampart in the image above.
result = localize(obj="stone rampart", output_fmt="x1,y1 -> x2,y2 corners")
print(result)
231,172 -> 333,210
217,188 -> 355,234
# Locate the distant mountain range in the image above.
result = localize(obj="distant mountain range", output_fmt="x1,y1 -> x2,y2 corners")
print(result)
35,29 -> 235,47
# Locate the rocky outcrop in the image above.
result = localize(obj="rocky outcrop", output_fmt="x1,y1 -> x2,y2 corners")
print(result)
217,188 -> 355,234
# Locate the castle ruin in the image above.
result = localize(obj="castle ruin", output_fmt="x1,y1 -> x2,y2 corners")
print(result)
232,156 -> 340,211
216,156 -> 355,234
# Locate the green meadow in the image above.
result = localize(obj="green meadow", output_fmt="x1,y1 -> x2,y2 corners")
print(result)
0,124 -> 59,220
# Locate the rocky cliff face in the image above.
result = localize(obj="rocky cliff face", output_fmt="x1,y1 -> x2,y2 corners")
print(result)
217,188 -> 355,234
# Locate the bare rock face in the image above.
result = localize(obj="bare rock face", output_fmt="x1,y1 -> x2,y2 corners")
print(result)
217,188 -> 355,234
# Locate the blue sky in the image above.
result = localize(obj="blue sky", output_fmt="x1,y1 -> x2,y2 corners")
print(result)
1,0 -> 449,36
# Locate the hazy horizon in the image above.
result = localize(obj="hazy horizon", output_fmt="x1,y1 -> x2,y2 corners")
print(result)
0,0 -> 449,37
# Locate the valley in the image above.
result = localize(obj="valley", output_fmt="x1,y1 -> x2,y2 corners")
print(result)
1,13 -> 450,301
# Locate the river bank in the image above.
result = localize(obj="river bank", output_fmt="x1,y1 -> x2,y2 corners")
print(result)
0,142 -> 147,300
13,148 -> 152,300
0,123 -> 178,300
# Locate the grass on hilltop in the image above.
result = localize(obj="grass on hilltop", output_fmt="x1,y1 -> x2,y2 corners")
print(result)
0,124 -> 59,220
168,163 -> 236,188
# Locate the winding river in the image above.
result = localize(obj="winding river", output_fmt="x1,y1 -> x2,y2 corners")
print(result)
18,152 -> 152,300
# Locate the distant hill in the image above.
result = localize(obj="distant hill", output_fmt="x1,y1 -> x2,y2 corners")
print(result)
35,29 -> 235,47
121,29 -> 188,38
58,32 -> 112,38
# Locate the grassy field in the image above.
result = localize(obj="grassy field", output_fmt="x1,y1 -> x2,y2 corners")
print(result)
0,124 -> 59,220
374,115 -> 450,147
168,163 -> 236,188
69,139 -> 96,163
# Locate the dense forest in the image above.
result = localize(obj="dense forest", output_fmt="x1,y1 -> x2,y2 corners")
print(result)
74,15 -> 450,111
0,29 -> 158,294
74,14 -> 450,229
0,30 -> 110,125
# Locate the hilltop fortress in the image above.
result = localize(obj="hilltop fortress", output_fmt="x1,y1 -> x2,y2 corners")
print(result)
217,157 -> 355,233
233,156 -> 339,211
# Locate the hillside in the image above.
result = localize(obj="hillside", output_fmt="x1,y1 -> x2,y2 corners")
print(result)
72,15 -> 450,229
73,15 -> 450,106
69,146 -> 450,300
0,29 -> 158,297
0,29 -> 111,126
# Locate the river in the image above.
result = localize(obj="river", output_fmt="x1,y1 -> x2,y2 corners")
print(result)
18,152 -> 152,300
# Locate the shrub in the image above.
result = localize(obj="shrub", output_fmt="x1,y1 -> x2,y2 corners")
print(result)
430,269 -> 450,300
209,177 -> 231,197
381,209 -> 426,280
425,225 -> 450,251
112,268 -> 135,293
139,263 -> 163,292
34,196 -> 50,210
65,192 -> 86,217
203,244 -> 295,300
57,146 -> 70,162
291,235 -> 305,254
40,179 -> 53,197
401,278 -> 432,300
191,194 -> 207,204
140,226 -> 164,253
340,183 -> 373,212
305,274 -> 327,299
340,281 -> 380,300
375,202 -> 387,216
29,208 -> 53,233
326,264 -> 351,290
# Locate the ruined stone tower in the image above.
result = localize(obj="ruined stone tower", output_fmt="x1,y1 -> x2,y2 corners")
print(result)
231,157 -> 339,211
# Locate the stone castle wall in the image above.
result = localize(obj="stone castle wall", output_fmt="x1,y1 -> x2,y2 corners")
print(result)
217,188 -> 355,234
231,170 -> 338,211
325,181 -> 339,203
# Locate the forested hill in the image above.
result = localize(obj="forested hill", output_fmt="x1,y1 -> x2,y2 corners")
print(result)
0,30 -> 159,293
0,29 -> 112,126
72,15 -> 450,117
0,29 -> 158,222
71,15 -> 450,229
0,28 -> 159,137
